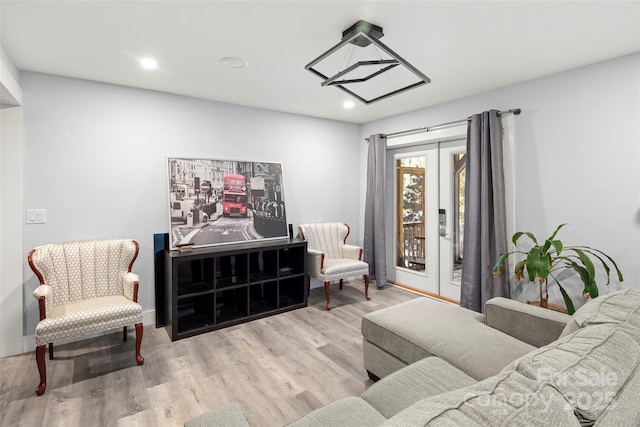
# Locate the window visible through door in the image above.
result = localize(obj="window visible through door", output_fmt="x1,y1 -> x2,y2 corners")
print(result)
452,152 -> 466,284
396,157 -> 426,272
386,138 -> 466,301
385,115 -> 515,301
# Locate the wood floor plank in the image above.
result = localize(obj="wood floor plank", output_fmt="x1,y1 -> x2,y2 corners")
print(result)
0,282 -> 419,426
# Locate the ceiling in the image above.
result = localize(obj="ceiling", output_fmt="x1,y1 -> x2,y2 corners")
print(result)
1,1 -> 639,124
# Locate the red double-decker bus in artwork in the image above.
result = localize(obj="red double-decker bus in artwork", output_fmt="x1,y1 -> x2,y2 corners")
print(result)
222,174 -> 248,217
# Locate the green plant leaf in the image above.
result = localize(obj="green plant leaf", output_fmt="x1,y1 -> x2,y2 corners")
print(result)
548,223 -> 568,241
551,239 -> 563,255
557,283 -> 576,315
493,253 -> 509,275
566,259 -> 588,283
587,279 -> 599,298
567,260 -> 598,298
512,231 -> 524,245
576,246 -> 624,283
514,259 -> 527,282
525,247 -> 550,281
588,251 -> 613,286
513,231 -> 538,246
571,248 -> 596,282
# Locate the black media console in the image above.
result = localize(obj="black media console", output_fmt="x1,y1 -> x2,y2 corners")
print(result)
164,238 -> 307,341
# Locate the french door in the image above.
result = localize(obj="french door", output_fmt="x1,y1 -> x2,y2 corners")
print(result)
386,138 -> 466,301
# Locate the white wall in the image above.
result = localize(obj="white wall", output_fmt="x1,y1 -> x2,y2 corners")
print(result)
20,72 -> 361,339
1,106 -> 23,357
1,45 -> 20,84
0,45 -> 24,357
360,52 -> 640,308
10,52 -> 640,352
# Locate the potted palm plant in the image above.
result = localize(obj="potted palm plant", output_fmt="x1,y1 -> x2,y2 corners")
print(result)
493,223 -> 623,314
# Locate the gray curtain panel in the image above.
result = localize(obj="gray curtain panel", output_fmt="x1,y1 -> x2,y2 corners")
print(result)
460,110 -> 510,312
364,134 -> 387,289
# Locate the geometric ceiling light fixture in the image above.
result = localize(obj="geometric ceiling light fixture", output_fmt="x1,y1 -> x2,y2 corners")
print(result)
305,20 -> 431,105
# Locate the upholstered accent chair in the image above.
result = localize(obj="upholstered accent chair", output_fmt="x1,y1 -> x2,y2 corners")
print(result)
298,222 -> 370,311
28,238 -> 144,396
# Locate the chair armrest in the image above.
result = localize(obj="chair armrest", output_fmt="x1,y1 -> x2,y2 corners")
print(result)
33,284 -> 53,319
123,272 -> 140,302
32,284 -> 52,300
484,297 -> 572,348
343,244 -> 363,261
307,249 -> 324,278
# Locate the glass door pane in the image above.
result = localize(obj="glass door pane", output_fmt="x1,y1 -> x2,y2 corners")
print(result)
453,153 -> 465,285
388,147 -> 439,295
396,157 -> 426,271
438,140 -> 466,301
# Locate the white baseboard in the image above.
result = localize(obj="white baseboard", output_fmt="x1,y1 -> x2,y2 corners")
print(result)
22,309 -> 157,354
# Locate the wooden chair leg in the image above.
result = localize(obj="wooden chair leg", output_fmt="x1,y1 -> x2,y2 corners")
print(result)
123,326 -> 128,341
339,279 -> 344,290
135,322 -> 144,365
364,275 -> 371,301
36,345 -> 47,396
324,281 -> 331,311
48,343 -> 54,360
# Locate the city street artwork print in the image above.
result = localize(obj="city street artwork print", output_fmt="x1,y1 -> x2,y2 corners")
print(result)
167,157 -> 288,250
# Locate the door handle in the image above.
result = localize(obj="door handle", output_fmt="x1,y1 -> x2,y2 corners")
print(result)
439,209 -> 447,237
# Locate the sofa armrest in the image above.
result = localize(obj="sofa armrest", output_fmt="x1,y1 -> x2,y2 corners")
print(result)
484,297 -> 572,347
343,244 -> 363,261
123,272 -> 139,302
307,249 -> 324,278
33,284 -> 53,319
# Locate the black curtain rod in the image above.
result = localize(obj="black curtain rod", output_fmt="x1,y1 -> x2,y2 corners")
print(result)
367,108 -> 521,141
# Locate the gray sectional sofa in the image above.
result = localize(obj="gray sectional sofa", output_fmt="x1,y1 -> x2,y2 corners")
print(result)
186,288 -> 640,426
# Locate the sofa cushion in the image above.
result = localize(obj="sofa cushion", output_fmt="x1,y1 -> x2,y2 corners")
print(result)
509,322 -> 640,425
361,297 -> 536,380
34,295 -> 143,346
285,396 -> 386,427
560,288 -> 640,338
593,362 -> 640,427
322,258 -> 369,278
362,356 -> 477,418
382,370 -> 580,426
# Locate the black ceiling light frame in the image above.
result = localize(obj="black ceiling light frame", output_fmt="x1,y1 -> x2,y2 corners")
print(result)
305,20 -> 431,105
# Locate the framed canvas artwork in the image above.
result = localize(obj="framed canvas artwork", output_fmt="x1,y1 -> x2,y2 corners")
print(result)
167,157 -> 288,249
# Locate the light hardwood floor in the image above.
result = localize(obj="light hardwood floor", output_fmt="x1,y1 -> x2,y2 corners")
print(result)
0,282 -> 420,427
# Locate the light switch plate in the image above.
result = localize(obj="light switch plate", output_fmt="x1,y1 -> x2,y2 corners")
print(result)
26,209 -> 47,224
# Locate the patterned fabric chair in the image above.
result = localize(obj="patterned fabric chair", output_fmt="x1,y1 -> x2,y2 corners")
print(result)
28,238 -> 144,395
298,222 -> 370,311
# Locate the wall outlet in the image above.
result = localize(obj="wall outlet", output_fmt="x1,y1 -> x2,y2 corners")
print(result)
26,209 -> 47,224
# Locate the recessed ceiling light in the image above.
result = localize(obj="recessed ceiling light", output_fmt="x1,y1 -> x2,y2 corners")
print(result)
343,100 -> 355,109
221,57 -> 248,69
140,57 -> 158,70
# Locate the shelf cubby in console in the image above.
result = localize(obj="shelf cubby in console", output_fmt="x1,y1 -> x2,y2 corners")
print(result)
249,282 -> 278,315
216,287 -> 248,324
164,239 -> 307,341
176,257 -> 215,297
279,277 -> 306,308
177,294 -> 215,335
216,254 -> 248,288
278,246 -> 305,277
